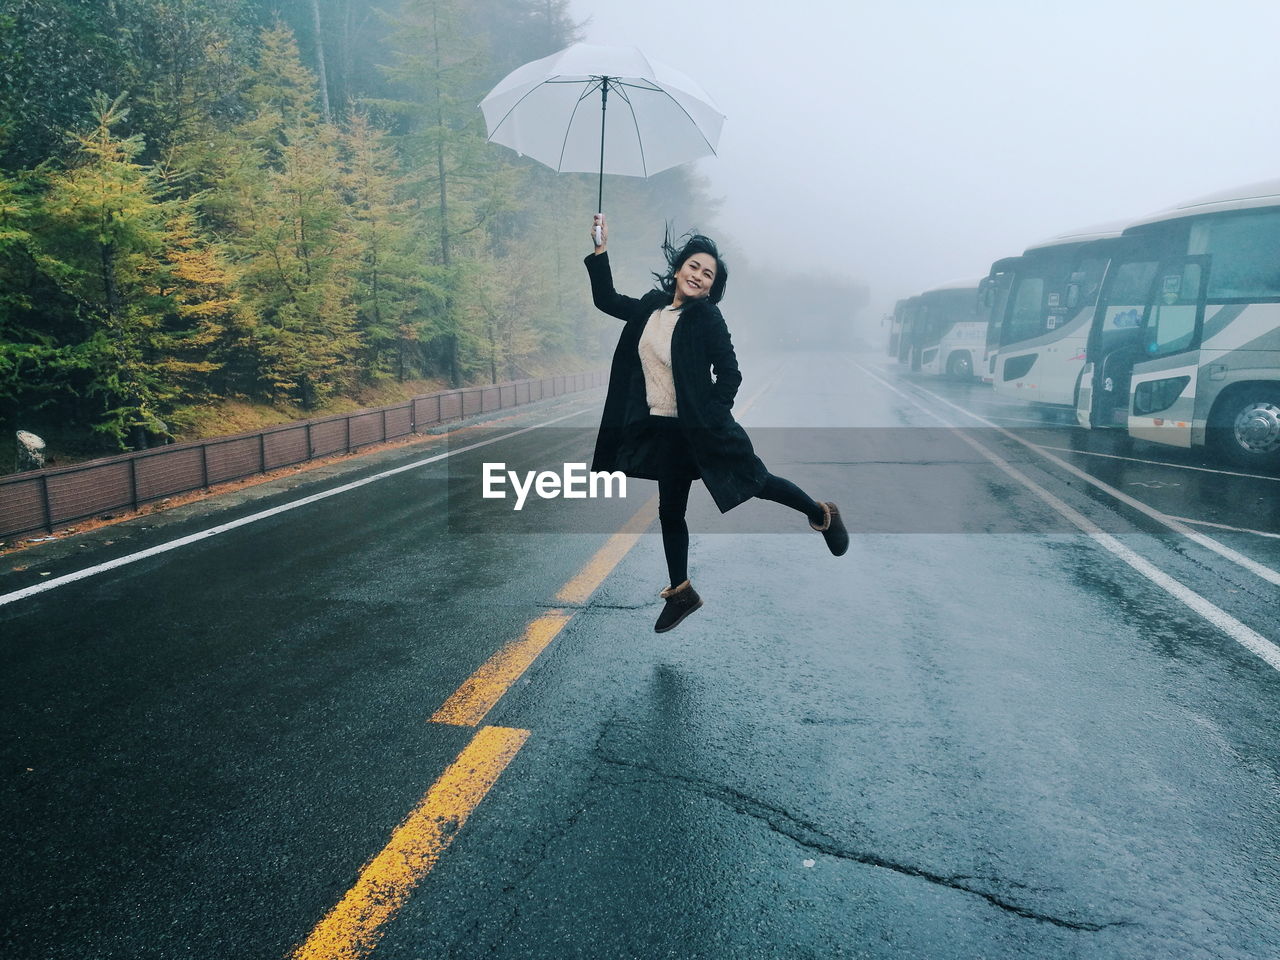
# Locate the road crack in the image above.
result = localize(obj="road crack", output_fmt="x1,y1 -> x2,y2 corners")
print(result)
445,716 -> 626,958
596,751 -> 1132,933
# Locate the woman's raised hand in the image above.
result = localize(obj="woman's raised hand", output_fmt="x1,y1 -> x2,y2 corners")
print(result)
591,212 -> 608,253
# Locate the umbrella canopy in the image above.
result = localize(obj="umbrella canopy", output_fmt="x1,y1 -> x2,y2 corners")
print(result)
480,43 -> 725,185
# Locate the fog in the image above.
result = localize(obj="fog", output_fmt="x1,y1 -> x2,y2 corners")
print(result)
569,0 -> 1280,327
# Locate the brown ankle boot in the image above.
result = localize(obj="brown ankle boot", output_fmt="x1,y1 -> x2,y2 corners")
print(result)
655,580 -> 703,632
809,501 -> 849,556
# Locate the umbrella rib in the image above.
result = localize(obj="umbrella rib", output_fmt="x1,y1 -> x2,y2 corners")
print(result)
556,78 -> 605,172
609,80 -> 721,158
486,74 -> 567,143
611,83 -> 649,178
642,86 -> 720,158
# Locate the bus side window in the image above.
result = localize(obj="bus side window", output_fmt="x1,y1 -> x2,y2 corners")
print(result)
1201,211 -> 1280,299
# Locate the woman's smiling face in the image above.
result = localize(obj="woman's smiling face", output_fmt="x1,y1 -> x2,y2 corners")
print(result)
674,252 -> 717,303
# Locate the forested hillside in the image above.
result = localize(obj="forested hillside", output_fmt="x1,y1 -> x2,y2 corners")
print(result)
0,0 -> 714,462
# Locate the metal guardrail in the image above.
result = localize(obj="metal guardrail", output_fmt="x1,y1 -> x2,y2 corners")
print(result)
0,372 -> 604,540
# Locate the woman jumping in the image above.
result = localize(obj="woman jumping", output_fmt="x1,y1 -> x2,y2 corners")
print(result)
585,213 -> 847,633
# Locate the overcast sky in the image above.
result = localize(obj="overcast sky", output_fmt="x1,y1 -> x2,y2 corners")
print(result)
566,0 -> 1280,319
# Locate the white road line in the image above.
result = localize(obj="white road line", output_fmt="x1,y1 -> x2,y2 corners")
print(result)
958,400 -> 1057,412
981,415 -> 1067,425
1035,445 -> 1280,483
857,365 -> 1280,672
873,370 -> 1280,589
0,408 -> 593,609
1169,517 -> 1280,541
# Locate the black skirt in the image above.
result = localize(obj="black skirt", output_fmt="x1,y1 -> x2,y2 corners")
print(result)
625,414 -> 702,482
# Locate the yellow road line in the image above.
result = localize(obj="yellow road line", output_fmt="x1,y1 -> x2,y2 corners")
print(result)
292,725 -> 530,960
556,496 -> 659,605
429,498 -> 656,729
430,612 -> 574,727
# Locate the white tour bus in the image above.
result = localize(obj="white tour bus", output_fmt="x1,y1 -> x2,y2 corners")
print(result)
992,221 -> 1127,408
1076,179 -> 1280,469
911,279 -> 986,378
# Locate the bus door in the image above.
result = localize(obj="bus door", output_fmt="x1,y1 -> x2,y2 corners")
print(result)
1080,257 -> 1160,428
1127,256 -> 1208,448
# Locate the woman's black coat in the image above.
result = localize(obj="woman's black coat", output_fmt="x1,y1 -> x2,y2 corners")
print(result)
586,251 -> 768,512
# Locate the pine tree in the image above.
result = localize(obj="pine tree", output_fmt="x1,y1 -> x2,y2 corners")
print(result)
33,93 -> 178,447
116,0 -> 256,163
143,197 -> 255,420
466,244 -> 544,384
241,20 -> 327,159
378,0 -> 505,386
0,168 -> 87,424
228,24 -> 359,409
341,110 -> 448,383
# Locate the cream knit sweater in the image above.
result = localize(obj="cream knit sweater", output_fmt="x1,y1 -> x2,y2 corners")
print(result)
638,304 -> 682,417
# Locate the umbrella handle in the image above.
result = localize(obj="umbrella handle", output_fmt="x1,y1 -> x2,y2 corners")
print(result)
594,221 -> 603,247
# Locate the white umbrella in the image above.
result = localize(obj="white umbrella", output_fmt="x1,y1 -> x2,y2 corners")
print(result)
480,43 -> 725,243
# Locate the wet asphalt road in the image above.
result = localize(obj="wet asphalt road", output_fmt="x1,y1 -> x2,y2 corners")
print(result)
2,350 -> 1279,959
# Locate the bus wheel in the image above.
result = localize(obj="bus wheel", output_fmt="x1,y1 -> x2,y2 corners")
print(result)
946,351 -> 973,380
1210,388 -> 1280,469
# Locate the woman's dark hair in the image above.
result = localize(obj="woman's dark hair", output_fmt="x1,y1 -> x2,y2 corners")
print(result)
653,227 -> 728,304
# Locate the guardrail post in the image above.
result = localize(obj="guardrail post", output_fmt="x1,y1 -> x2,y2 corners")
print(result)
410,400 -> 417,435
200,443 -> 209,490
345,417 -> 351,454
305,422 -> 313,458
381,408 -> 387,441
259,433 -> 267,473
40,474 -> 53,533
128,458 -> 139,511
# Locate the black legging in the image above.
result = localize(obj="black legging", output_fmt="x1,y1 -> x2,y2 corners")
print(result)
657,473 -> 824,588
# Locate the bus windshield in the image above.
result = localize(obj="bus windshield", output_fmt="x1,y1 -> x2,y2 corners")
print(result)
1000,251 -> 1109,349
982,271 -> 1013,355
1004,274 -> 1045,346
